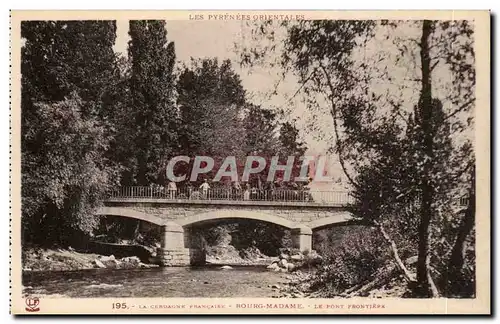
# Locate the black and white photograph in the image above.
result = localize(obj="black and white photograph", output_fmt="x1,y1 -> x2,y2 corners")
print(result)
10,10 -> 490,315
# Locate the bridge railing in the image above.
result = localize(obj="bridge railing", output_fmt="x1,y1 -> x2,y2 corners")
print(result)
108,186 -> 355,205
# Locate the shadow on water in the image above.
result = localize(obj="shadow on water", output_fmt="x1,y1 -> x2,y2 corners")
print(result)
22,264 -> 287,298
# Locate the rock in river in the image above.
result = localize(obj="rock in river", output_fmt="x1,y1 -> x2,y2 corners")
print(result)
99,255 -> 115,262
279,253 -> 290,260
220,265 -> 233,270
267,262 -> 279,270
139,262 -> 159,269
122,256 -> 141,264
93,259 -> 106,269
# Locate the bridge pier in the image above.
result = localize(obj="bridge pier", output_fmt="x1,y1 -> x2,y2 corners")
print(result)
159,222 -> 206,266
159,222 -> 188,266
291,226 -> 312,253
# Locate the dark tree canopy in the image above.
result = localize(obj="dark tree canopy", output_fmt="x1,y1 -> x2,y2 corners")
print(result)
21,21 -> 120,245
125,20 -> 179,185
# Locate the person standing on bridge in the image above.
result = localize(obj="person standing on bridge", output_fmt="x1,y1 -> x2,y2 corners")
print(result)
232,180 -> 242,200
243,183 -> 250,201
268,181 -> 275,201
199,179 -> 210,199
167,181 -> 177,199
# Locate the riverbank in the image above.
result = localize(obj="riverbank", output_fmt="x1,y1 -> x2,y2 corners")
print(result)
275,265 -> 409,298
204,244 -> 279,266
206,255 -> 278,266
22,248 -> 159,272
22,247 -> 280,272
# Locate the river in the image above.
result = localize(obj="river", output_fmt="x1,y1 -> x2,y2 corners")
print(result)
22,265 -> 290,298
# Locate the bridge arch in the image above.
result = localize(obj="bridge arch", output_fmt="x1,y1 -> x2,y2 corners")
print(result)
97,206 -> 164,226
308,212 -> 356,230
176,209 -> 297,229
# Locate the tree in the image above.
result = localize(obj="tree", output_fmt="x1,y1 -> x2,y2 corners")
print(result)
21,21 -> 119,116
445,165 -> 475,296
102,55 -> 133,185
177,58 -> 247,183
243,104 -> 279,156
22,94 -> 120,245
127,20 -> 178,185
21,21 -> 121,246
242,19 -> 475,297
405,20 -> 475,296
242,105 -> 279,188
413,20 -> 435,295
176,58 -> 307,255
278,121 -> 308,183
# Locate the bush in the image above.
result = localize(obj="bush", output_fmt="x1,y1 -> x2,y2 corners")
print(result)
309,226 -> 390,296
22,94 -> 120,247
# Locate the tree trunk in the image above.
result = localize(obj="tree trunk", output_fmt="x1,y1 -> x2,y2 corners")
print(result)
447,166 -> 475,295
352,264 -> 397,297
375,222 -> 416,283
415,19 -> 434,297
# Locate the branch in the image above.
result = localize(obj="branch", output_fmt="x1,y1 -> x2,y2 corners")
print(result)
318,62 -> 360,191
445,98 -> 475,121
430,59 -> 440,72
351,265 -> 397,296
427,270 -> 440,297
340,281 -> 369,297
388,100 -> 409,125
408,38 -> 421,48
374,221 -> 416,283
450,160 -> 473,183
288,68 -> 318,102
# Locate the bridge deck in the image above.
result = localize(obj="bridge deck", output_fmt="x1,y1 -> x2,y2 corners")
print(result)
104,197 -> 350,208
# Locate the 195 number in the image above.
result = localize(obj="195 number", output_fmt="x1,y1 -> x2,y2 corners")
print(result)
112,302 -> 127,309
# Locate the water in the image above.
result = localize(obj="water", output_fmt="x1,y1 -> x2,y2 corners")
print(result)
22,265 -> 288,298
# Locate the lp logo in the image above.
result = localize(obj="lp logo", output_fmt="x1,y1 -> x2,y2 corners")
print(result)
25,297 -> 40,312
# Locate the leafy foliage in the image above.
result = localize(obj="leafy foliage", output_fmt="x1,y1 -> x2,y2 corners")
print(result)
242,19 -> 475,297
177,58 -> 247,182
22,94 -> 120,245
176,58 -> 308,252
124,20 -> 179,185
311,227 -> 389,295
21,21 -> 121,246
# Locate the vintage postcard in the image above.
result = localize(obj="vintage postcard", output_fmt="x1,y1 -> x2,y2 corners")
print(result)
10,10 -> 490,315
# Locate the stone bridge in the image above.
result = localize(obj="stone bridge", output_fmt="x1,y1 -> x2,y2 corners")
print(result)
98,192 -> 355,266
